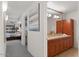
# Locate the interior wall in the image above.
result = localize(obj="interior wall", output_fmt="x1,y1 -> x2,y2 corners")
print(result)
65,8 -> 79,48
78,3 -> 79,50
27,2 -> 47,57
20,14 -> 26,45
0,2 -> 6,57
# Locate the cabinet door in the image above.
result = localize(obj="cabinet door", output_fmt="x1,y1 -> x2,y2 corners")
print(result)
59,39 -> 64,52
64,38 -> 68,50
55,39 -> 60,54
48,40 -> 56,57
56,20 -> 63,33
63,20 -> 74,48
66,37 -> 73,49
63,20 -> 72,35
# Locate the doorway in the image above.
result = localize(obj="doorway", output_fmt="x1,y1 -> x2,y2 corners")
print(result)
25,16 -> 28,45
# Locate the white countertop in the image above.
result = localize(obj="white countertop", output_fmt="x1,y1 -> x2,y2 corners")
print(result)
48,34 -> 71,40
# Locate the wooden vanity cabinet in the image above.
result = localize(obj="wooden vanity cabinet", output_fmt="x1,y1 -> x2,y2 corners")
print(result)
48,19 -> 74,57
48,37 -> 71,57
63,20 -> 74,48
56,19 -> 74,48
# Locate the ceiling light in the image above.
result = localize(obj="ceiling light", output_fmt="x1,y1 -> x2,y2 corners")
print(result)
2,1 -> 8,12
47,13 -> 52,17
5,15 -> 8,21
53,15 -> 60,19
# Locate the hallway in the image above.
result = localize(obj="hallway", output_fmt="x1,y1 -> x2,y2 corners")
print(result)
6,40 -> 32,57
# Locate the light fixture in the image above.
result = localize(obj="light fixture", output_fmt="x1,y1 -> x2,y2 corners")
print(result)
5,15 -> 8,21
2,1 -> 8,12
47,13 -> 52,17
53,15 -> 60,19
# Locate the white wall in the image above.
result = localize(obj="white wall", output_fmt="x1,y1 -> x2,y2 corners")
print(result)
65,8 -> 79,48
27,2 -> 47,57
21,14 -> 26,45
0,2 -> 6,57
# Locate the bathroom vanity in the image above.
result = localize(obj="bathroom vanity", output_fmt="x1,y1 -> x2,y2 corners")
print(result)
48,34 -> 72,57
48,19 -> 74,57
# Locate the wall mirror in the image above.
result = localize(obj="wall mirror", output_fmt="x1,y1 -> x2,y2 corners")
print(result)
47,8 -> 63,33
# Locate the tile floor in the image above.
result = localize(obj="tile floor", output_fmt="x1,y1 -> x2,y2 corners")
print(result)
6,40 -> 32,57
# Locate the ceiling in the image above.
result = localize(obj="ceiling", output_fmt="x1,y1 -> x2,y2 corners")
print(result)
47,1 -> 78,14
6,1 -> 34,23
0,2 -> 2,16
6,1 -> 79,23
